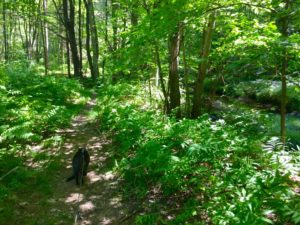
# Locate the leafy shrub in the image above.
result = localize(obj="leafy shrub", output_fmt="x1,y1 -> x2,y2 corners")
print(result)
95,83 -> 299,224
0,62 -> 88,220
0,62 -> 88,147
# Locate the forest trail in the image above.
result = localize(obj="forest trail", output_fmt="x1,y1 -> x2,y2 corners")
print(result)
24,96 -> 135,225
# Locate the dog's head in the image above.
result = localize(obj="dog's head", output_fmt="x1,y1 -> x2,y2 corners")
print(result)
78,147 -> 87,154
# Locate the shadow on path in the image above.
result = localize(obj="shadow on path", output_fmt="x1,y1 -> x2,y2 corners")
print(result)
47,97 -> 135,225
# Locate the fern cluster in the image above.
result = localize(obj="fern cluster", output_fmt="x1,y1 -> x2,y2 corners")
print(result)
94,83 -> 300,225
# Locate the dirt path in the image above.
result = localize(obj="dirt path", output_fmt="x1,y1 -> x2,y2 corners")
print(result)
42,97 -> 135,225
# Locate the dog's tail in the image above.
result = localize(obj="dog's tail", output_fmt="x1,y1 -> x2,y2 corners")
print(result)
66,175 -> 74,182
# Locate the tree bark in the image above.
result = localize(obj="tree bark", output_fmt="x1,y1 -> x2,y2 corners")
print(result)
43,0 -> 49,75
90,0 -> 99,80
84,0 -> 99,80
102,0 -> 109,80
3,1 -> 8,62
66,35 -> 71,78
121,17 -> 127,48
35,28 -> 40,62
104,0 -> 109,45
191,12 -> 216,119
62,0 -> 82,78
130,3 -> 138,26
111,0 -> 120,82
182,26 -> 190,117
111,0 -> 118,51
281,50 -> 287,144
84,0 -> 93,77
167,24 -> 182,117
78,0 -> 83,73
279,0 -> 290,144
155,44 -> 169,113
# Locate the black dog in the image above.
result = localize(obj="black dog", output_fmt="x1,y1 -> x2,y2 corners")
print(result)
66,147 -> 90,185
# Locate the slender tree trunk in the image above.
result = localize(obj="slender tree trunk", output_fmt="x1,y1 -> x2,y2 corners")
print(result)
130,2 -> 138,26
281,50 -> 287,144
3,1 -> 8,62
191,12 -> 216,118
58,21 -> 64,65
155,44 -> 169,113
8,12 -> 13,59
35,30 -> 40,62
102,0 -> 109,80
167,25 -> 182,117
121,17 -> 127,48
279,0 -> 290,144
24,18 -> 30,58
18,18 -> 25,53
66,37 -> 71,78
62,0 -> 82,78
31,18 -> 38,61
84,0 -> 99,80
111,0 -> 118,51
53,0 -> 65,70
84,0 -> 93,78
64,4 -> 71,79
78,0 -> 83,73
104,0 -> 109,46
90,0 -> 99,80
43,0 -> 49,75
27,17 -> 34,60
182,27 -> 190,117
111,0 -> 120,82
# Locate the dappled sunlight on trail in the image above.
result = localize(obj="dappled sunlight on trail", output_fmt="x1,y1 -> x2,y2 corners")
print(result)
20,97 -> 135,225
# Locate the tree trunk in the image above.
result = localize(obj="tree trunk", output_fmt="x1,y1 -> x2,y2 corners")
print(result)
121,17 -> 127,48
43,0 -> 49,75
84,0 -> 99,80
18,18 -> 25,54
66,36 -> 71,78
111,0 -> 118,51
90,0 -> 99,80
167,25 -> 182,117
58,22 -> 64,65
62,0 -> 82,78
3,2 -> 8,62
84,0 -> 93,78
182,27 -> 190,117
191,12 -> 216,119
35,29 -> 40,62
130,3 -> 138,26
281,50 -> 287,144
104,0 -> 109,45
279,0 -> 290,144
111,0 -> 120,82
30,18 -> 38,61
102,0 -> 109,80
8,12 -> 13,60
155,44 -> 169,113
78,0 -> 83,73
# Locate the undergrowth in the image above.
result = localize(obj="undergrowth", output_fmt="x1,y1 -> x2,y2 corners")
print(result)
94,83 -> 300,225
0,61 -> 89,223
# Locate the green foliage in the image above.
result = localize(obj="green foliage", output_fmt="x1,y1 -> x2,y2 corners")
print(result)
0,62 -> 89,223
0,62 -> 88,147
95,83 -> 299,224
230,79 -> 300,112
